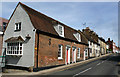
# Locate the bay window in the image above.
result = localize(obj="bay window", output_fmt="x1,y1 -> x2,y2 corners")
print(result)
6,42 -> 23,55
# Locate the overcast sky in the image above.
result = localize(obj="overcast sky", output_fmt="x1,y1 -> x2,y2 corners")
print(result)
1,2 -> 118,46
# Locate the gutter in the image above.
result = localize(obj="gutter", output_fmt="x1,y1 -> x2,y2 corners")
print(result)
36,30 -> 39,69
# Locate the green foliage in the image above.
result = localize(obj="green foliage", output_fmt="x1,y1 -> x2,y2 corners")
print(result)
109,48 -> 112,51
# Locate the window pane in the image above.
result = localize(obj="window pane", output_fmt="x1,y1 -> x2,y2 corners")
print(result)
19,22 -> 21,30
17,47 -> 19,50
10,51 -> 12,54
11,47 -> 12,50
20,47 -> 22,50
9,51 -> 10,54
13,51 -> 14,54
20,51 -> 22,54
17,42 -> 19,46
15,51 -> 17,54
20,43 -> 22,46
59,26 -> 62,35
17,51 -> 19,54
58,45 -> 62,58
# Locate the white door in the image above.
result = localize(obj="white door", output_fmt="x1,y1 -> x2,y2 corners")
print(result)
84,49 -> 88,60
66,46 -> 70,64
72,47 -> 76,63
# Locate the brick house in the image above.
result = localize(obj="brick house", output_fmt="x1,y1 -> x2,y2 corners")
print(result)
106,41 -> 109,53
106,38 -> 113,53
113,42 -> 116,53
82,27 -> 100,58
98,37 -> 106,55
0,17 -> 8,55
2,2 -> 88,70
0,17 -> 8,67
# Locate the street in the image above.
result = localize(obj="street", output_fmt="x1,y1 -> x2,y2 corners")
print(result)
2,53 -> 120,77
46,53 -> 120,77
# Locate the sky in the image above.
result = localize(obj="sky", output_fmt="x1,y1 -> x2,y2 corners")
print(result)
0,2 -> 119,46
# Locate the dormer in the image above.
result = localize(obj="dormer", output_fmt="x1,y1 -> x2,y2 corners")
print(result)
73,33 -> 81,42
54,23 -> 64,37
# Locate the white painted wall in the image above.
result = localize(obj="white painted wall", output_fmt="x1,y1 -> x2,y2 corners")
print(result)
2,4 -> 35,67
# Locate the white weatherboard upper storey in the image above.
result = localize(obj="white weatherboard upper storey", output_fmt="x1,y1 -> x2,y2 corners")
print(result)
2,4 -> 35,67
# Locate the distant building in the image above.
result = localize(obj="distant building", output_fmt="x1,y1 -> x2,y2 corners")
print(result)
113,42 -> 116,53
0,17 -> 8,55
82,27 -> 100,58
98,37 -> 106,55
115,46 -> 120,53
106,41 -> 109,53
106,38 -> 113,53
0,17 -> 8,67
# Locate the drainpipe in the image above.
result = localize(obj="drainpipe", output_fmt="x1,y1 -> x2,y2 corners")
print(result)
36,30 -> 39,69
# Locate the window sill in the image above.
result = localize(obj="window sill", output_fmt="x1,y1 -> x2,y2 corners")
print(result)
77,57 -> 80,59
14,29 -> 21,32
58,58 -> 63,60
6,54 -> 22,57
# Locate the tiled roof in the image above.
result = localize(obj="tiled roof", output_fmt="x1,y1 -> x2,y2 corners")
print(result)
5,36 -> 24,42
98,37 -> 105,42
19,2 -> 88,45
82,29 -> 99,45
78,30 -> 88,44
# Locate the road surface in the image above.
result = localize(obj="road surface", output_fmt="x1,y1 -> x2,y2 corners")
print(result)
2,53 -> 120,77
46,53 -> 120,77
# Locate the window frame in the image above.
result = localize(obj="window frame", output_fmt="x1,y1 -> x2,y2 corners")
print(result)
77,48 -> 80,58
77,33 -> 81,42
6,41 -> 23,56
85,49 -> 88,56
15,22 -> 21,31
58,24 -> 64,37
58,45 -> 63,60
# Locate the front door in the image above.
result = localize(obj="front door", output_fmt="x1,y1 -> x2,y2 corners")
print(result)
66,46 -> 70,64
72,47 -> 76,63
84,49 -> 88,60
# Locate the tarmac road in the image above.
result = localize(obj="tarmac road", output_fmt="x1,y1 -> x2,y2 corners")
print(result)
2,53 -> 120,77
46,53 -> 120,77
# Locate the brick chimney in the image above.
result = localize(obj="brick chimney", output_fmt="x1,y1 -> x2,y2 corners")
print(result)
86,27 -> 89,29
108,38 -> 110,41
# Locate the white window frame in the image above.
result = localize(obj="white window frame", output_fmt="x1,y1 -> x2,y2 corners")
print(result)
15,22 -> 21,31
85,49 -> 88,56
77,48 -> 80,58
58,24 -> 64,37
6,41 -> 23,56
77,33 -> 81,42
58,45 -> 63,59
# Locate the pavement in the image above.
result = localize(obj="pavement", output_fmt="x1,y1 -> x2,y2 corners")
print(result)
2,53 -> 114,77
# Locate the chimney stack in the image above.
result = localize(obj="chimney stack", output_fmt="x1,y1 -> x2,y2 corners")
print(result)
108,38 -> 110,41
86,27 -> 89,29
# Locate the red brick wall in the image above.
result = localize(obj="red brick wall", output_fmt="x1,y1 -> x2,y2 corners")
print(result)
0,35 -> 3,55
34,33 -> 88,68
